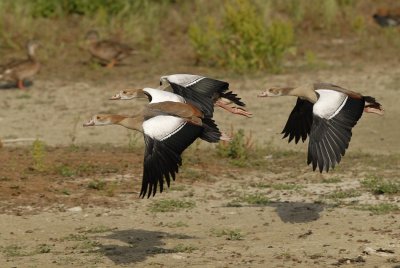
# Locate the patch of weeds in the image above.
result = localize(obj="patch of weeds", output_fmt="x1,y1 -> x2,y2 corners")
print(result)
87,179 -> 106,190
325,189 -> 361,199
127,131 -> 141,151
238,193 -> 270,205
16,93 -> 31,99
172,243 -> 198,253
84,225 -> 114,234
216,128 -> 253,167
61,234 -> 88,242
249,182 -> 271,188
162,221 -> 189,228
34,244 -> 51,254
72,240 -> 101,252
60,189 -> 71,195
31,139 -> 46,171
354,203 -> 399,215
211,228 -> 244,240
170,185 -> 186,192
361,176 -> 400,195
189,0 -> 294,72
2,245 -> 29,257
57,164 -> 75,177
105,182 -> 118,197
149,199 -> 196,212
226,200 -> 243,207
321,177 -> 342,183
271,183 -> 303,191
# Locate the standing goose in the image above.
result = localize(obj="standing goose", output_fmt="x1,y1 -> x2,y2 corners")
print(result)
85,30 -> 134,68
258,83 -> 384,172
84,89 -> 226,198
0,40 -> 40,89
111,74 -> 252,117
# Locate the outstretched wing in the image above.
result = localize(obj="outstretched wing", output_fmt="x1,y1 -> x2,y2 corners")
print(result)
282,98 -> 314,143
165,74 -> 229,117
308,92 -> 364,172
140,122 -> 203,198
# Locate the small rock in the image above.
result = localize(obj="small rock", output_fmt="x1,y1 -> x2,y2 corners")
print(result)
67,206 -> 82,212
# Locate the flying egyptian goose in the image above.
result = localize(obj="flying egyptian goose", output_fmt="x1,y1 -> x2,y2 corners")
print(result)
84,30 -> 135,68
110,74 -> 252,117
84,88 -> 226,198
0,40 -> 40,89
258,83 -> 384,172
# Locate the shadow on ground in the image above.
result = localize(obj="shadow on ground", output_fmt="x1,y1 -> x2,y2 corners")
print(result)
98,229 -> 195,265
268,201 -> 324,223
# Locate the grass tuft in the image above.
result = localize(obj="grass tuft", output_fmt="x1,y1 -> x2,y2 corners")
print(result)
149,199 -> 196,213
354,204 -> 400,215
361,176 -> 400,195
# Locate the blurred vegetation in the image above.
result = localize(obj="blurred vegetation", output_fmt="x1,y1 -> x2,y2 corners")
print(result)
189,0 -> 294,72
0,0 -> 399,74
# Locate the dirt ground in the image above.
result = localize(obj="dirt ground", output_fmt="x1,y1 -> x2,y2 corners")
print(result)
0,59 -> 399,267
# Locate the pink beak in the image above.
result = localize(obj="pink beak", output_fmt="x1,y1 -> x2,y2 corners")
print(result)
257,90 -> 269,97
109,93 -> 121,100
83,119 -> 95,127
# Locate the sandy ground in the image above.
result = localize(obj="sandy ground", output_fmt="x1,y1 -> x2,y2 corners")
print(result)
0,63 -> 399,267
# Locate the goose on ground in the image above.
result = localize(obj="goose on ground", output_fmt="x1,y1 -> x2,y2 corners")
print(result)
0,40 -> 40,89
84,30 -> 135,68
258,83 -> 384,172
110,74 -> 252,117
373,8 -> 400,27
84,88 -> 227,198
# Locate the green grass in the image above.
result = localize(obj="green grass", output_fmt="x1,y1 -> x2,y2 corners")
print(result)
87,179 -> 107,191
321,177 -> 342,183
361,176 -> 400,195
354,204 -> 400,215
1,245 -> 29,257
325,189 -> 361,199
31,139 -> 46,172
149,199 -> 196,212
83,225 -> 114,234
210,228 -> 244,240
172,244 -> 198,253
271,183 -> 303,191
238,193 -> 270,205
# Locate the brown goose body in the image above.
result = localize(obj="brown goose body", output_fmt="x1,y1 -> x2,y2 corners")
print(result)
85,30 -> 134,68
0,40 -> 40,89
259,83 -> 384,172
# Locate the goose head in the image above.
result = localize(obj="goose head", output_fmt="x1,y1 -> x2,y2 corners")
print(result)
27,40 -> 40,57
110,89 -> 146,100
258,87 -> 288,97
85,30 -> 100,44
83,114 -> 120,127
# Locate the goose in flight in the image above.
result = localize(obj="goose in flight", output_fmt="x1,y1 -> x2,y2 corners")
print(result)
84,30 -> 135,68
84,88 -> 226,197
258,83 -> 384,172
0,40 -> 40,89
110,74 -> 252,117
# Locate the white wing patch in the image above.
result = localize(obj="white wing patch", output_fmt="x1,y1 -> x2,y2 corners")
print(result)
143,115 -> 186,140
165,74 -> 204,87
313,89 -> 348,119
143,88 -> 185,104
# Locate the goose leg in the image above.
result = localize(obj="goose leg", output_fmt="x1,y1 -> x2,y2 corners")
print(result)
364,107 -> 384,116
106,59 -> 116,68
17,80 -> 25,89
215,100 -> 252,117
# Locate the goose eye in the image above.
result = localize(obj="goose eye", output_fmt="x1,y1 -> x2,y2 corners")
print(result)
96,116 -> 100,120
122,91 -> 127,94
159,81 -> 162,86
